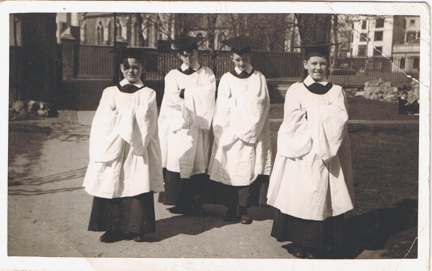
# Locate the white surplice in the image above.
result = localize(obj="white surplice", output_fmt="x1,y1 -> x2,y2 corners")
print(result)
267,76 -> 354,221
83,79 -> 164,199
158,63 -> 216,179
208,67 -> 272,186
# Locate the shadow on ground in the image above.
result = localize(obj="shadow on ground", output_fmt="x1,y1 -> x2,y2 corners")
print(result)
149,204 -> 274,242
8,122 -> 89,186
345,199 -> 418,258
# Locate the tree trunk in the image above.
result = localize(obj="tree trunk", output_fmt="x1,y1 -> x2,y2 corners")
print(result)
294,14 -> 333,77
294,14 -> 332,45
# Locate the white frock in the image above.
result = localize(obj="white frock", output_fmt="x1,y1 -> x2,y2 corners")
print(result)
83,79 -> 164,199
158,64 -> 216,179
266,76 -> 354,221
208,69 -> 272,186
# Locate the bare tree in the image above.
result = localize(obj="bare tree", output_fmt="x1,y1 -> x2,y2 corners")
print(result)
294,14 -> 332,45
294,14 -> 334,76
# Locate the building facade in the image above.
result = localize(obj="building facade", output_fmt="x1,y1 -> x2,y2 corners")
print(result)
391,16 -> 420,74
56,13 -> 175,47
350,15 -> 420,74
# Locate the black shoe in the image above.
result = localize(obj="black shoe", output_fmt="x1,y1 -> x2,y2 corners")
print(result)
240,214 -> 252,224
133,235 -> 146,242
168,206 -> 191,215
239,207 -> 252,224
124,233 -> 145,242
292,246 -> 307,259
306,248 -> 321,259
99,231 -> 124,243
223,208 -> 238,222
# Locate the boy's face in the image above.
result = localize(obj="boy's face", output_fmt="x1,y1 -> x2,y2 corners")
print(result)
231,52 -> 251,71
121,58 -> 143,83
178,49 -> 198,67
303,56 -> 328,82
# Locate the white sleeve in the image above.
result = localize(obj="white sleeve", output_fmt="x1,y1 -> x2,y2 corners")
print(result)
307,86 -> 349,161
183,67 -> 217,130
212,74 -> 237,147
131,89 -> 158,156
277,83 -> 312,158
88,87 -> 123,162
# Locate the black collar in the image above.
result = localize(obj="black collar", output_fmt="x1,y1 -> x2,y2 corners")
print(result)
117,83 -> 144,93
230,69 -> 254,79
177,65 -> 202,75
303,82 -> 333,95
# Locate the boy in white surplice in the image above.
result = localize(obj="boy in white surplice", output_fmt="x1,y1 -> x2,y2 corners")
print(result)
83,48 -> 164,243
158,36 -> 216,216
208,36 -> 272,225
267,44 -> 354,259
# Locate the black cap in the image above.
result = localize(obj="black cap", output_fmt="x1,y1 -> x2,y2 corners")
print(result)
221,35 -> 253,55
294,42 -> 340,60
172,36 -> 202,53
120,47 -> 144,62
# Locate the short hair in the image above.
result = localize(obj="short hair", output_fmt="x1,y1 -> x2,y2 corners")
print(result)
303,46 -> 329,61
172,36 -> 201,54
222,35 -> 253,55
120,48 -> 144,65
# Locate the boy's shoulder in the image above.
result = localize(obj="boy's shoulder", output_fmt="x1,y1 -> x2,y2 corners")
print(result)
199,66 -> 214,73
103,85 -> 120,92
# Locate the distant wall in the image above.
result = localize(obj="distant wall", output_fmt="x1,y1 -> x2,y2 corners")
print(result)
60,73 -> 414,110
59,79 -> 294,110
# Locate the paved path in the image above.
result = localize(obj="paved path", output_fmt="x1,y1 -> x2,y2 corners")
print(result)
4,115 -> 419,271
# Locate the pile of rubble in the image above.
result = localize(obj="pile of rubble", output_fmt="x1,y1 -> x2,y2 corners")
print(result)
360,79 -> 419,103
363,79 -> 399,102
9,100 -> 55,121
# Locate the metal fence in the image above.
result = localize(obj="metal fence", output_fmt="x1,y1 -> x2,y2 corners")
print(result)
75,45 -> 415,87
76,45 -> 303,80
77,45 -> 115,79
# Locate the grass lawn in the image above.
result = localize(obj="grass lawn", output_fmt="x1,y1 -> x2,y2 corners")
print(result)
269,96 -> 419,258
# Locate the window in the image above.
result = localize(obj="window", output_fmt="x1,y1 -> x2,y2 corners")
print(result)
374,31 -> 383,41
218,32 -> 226,50
144,20 -> 150,47
358,45 -> 367,56
406,31 -> 417,43
413,57 -> 419,69
97,21 -> 104,45
116,19 -> 122,37
360,34 -> 368,42
196,33 -> 205,50
410,19 -> 415,26
374,61 -> 382,70
373,46 -> 382,56
400,58 -> 405,69
375,18 -> 385,28
361,20 -> 367,30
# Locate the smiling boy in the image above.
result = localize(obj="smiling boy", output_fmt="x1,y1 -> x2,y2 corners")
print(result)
208,36 -> 272,224
83,48 -> 164,243
267,44 -> 354,259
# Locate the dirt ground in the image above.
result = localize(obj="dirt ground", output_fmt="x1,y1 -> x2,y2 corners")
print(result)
5,99 -> 424,270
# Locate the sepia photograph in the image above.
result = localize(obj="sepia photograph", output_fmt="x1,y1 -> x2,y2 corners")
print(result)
1,1 -> 430,270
